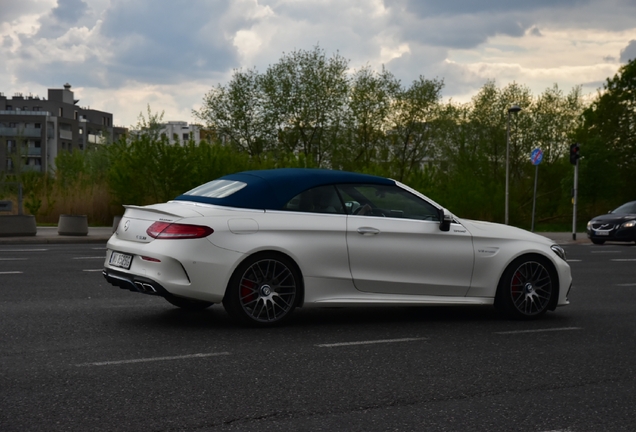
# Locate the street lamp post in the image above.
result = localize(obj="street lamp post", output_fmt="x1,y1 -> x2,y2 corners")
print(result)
505,104 -> 522,225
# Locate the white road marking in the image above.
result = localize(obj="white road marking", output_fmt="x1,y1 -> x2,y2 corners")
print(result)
83,269 -> 104,272
73,256 -> 105,260
317,337 -> 427,348
591,250 -> 621,253
0,271 -> 23,275
91,247 -> 107,250
567,259 -> 582,262
611,259 -> 636,261
0,249 -> 48,252
495,327 -> 582,335
75,352 -> 231,367
617,283 -> 636,287
0,258 -> 28,261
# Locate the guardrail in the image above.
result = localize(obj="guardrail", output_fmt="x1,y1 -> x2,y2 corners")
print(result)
0,127 -> 42,137
0,110 -> 51,116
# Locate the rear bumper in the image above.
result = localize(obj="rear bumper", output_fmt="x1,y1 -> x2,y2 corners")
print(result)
103,268 -> 170,297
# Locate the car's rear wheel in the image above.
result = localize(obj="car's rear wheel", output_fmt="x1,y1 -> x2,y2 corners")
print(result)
165,296 -> 213,311
495,255 -> 556,319
591,238 -> 605,245
223,253 -> 300,326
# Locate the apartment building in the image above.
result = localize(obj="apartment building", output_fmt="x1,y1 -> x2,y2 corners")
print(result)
0,83 -> 126,174
128,121 -> 203,145
160,121 -> 201,145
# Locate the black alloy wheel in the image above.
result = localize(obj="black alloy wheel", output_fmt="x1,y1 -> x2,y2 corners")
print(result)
223,253 -> 300,326
495,255 -> 556,319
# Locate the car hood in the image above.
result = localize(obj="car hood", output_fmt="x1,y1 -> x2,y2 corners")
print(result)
590,213 -> 636,223
458,218 -> 553,245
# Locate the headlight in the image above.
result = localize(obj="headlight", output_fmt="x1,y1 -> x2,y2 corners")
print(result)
622,220 -> 636,228
586,221 -> 591,230
551,244 -> 567,262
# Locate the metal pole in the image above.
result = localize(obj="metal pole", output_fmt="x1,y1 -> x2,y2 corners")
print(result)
505,112 -> 510,225
531,164 -> 538,232
572,159 -> 578,241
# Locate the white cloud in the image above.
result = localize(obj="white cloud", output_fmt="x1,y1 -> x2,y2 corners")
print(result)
1,0 -> 636,126
440,26 -> 636,100
621,40 -> 636,62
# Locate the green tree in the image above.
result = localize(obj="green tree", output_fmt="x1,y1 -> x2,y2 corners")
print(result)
194,68 -> 271,157
260,46 -> 350,166
336,66 -> 401,171
384,76 -> 444,182
432,81 -> 586,225
575,58 -> 636,215
135,104 -> 165,141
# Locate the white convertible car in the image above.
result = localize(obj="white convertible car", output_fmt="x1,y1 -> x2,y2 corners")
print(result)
103,168 -> 572,325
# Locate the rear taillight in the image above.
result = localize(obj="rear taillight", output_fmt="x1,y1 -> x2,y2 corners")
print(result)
146,222 -> 214,239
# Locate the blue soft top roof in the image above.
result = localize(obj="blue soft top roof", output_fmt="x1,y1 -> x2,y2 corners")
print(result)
174,168 -> 394,210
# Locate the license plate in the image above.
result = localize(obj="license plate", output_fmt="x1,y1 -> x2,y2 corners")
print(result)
595,231 -> 609,236
109,251 -> 133,269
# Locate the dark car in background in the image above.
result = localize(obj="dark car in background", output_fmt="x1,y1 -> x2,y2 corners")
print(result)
587,201 -> 636,245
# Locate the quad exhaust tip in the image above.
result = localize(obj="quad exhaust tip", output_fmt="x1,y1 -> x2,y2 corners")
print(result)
134,281 -> 157,293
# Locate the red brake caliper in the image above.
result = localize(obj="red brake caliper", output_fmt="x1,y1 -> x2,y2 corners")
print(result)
241,279 -> 256,304
512,271 -> 523,294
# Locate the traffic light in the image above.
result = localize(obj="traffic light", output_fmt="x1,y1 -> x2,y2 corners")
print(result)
569,143 -> 580,165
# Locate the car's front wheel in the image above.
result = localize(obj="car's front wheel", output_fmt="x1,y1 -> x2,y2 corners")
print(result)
591,238 -> 605,245
223,253 -> 300,326
495,255 -> 556,319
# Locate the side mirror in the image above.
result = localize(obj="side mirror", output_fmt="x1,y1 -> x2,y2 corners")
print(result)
439,209 -> 452,232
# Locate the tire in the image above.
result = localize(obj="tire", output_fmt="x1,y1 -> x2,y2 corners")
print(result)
165,295 -> 213,311
495,255 -> 556,319
591,239 -> 605,245
223,253 -> 301,326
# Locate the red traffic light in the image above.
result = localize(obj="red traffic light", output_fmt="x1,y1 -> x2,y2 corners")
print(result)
569,143 -> 580,165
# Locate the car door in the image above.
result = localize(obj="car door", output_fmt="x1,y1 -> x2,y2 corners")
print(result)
338,183 -> 474,297
266,185 -> 350,284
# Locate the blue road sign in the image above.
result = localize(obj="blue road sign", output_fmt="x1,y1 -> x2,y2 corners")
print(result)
530,148 -> 543,165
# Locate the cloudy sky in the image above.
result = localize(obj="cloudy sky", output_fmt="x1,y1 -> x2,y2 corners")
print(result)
2,0 -> 635,128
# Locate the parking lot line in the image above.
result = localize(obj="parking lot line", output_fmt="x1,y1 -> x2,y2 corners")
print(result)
75,352 -> 231,367
317,337 -> 427,347
616,283 -> 636,287
0,271 -> 23,275
0,249 -> 48,252
495,327 -> 582,335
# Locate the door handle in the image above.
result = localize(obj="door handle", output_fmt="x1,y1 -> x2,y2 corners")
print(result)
357,227 -> 380,235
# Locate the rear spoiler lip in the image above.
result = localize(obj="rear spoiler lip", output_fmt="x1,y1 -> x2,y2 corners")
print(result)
122,204 -> 204,218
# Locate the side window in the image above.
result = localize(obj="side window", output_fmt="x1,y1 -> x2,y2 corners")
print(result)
282,185 -> 345,214
336,184 -> 440,221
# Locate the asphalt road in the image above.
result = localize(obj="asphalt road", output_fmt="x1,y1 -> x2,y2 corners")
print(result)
1,242 -> 635,431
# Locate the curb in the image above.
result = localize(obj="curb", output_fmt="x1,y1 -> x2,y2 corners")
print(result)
0,227 -> 112,245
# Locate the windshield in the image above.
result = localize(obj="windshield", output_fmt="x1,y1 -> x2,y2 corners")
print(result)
612,201 -> 636,214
